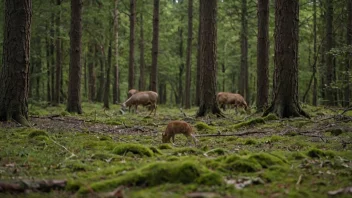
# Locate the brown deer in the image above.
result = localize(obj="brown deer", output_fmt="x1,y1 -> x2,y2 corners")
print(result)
122,91 -> 158,116
162,120 -> 198,146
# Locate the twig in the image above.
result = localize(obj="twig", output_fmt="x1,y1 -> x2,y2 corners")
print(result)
296,174 -> 303,185
49,138 -> 76,160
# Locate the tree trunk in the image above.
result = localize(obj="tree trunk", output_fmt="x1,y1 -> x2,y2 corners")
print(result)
263,0 -> 309,118
196,0 -> 222,117
129,0 -> 136,90
325,0 -> 334,106
104,42 -> 112,109
177,27 -> 184,105
96,45 -> 105,102
113,0 -> 119,104
312,0 -> 318,106
185,0 -> 193,109
195,1 -> 201,106
345,0 -> 352,107
139,2 -> 146,91
36,38 -> 42,100
88,43 -> 96,102
239,0 -> 249,103
46,37 -> 51,102
256,0 -> 269,112
151,0 -> 159,92
0,0 -> 32,126
54,0 -> 62,105
67,0 -> 83,114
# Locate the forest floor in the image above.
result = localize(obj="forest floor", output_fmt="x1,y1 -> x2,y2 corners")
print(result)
0,102 -> 351,198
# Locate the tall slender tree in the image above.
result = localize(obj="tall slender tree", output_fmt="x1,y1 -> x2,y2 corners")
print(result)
325,0 -> 334,106
104,42 -> 112,109
54,0 -> 62,105
151,0 -> 160,92
113,0 -> 119,104
129,0 -> 136,90
195,0 -> 201,106
0,0 -> 32,126
67,0 -> 83,114
345,0 -> 352,107
263,0 -> 309,118
185,0 -> 193,109
196,0 -> 222,117
139,0 -> 146,91
256,0 -> 269,112
239,0 -> 249,102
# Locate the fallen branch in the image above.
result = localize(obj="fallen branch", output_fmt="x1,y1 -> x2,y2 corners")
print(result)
0,180 -> 67,193
195,130 -> 270,137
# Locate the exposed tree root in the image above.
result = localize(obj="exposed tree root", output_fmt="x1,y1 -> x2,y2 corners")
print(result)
13,114 -> 31,127
0,180 -> 67,193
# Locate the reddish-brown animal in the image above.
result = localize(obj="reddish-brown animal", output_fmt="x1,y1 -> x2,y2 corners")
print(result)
122,91 -> 158,116
217,92 -> 248,112
127,89 -> 138,98
162,120 -> 197,146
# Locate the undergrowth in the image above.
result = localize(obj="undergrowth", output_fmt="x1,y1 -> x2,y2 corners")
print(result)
0,103 -> 351,197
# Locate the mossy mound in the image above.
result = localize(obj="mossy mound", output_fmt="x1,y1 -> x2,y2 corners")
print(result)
172,147 -> 203,156
79,161 -> 220,193
64,161 -> 90,172
244,138 -> 258,145
149,146 -> 162,155
225,158 -> 262,172
231,118 -> 265,129
263,113 -> 279,121
307,148 -> 335,158
326,128 -> 344,136
248,153 -> 286,168
289,152 -> 307,160
196,172 -> 223,186
112,143 -> 154,157
158,144 -> 173,150
204,148 -> 229,156
224,154 -> 241,163
28,129 -> 49,138
195,122 -> 216,131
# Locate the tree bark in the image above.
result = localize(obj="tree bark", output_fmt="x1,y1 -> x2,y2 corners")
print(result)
177,27 -> 184,105
312,0 -> 318,106
54,0 -> 62,105
0,0 -> 32,126
195,1 -> 201,106
196,0 -> 223,117
96,45 -> 105,102
151,0 -> 160,92
113,0 -> 119,104
239,0 -> 249,103
88,43 -> 96,102
256,0 -> 269,112
46,36 -> 51,102
345,0 -> 352,107
139,1 -> 146,91
104,42 -> 112,109
67,0 -> 83,114
129,0 -> 136,90
263,0 -> 309,118
325,0 -> 334,106
185,0 -> 193,109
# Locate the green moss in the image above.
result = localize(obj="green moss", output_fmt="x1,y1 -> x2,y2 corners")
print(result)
65,161 -> 90,172
66,180 -> 82,192
91,153 -> 119,161
60,111 -> 70,116
205,148 -> 228,156
270,135 -> 283,142
290,152 -> 307,160
307,148 -> 335,158
79,161 -> 212,193
224,154 -> 241,163
260,166 -> 290,182
244,138 -> 258,145
195,122 -> 215,131
149,146 -> 162,155
172,148 -> 203,156
166,156 -> 179,161
28,129 -> 49,138
285,131 -> 298,136
158,144 -> 173,150
327,128 -> 344,136
231,118 -> 265,129
196,172 -> 224,186
249,153 -> 286,168
99,136 -> 112,141
225,158 -> 262,172
263,113 -> 279,121
113,143 -> 154,157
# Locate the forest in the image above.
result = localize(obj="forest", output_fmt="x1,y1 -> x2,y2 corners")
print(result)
0,0 -> 351,197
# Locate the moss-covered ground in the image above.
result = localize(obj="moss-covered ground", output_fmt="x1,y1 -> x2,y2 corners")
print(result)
0,103 -> 351,197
